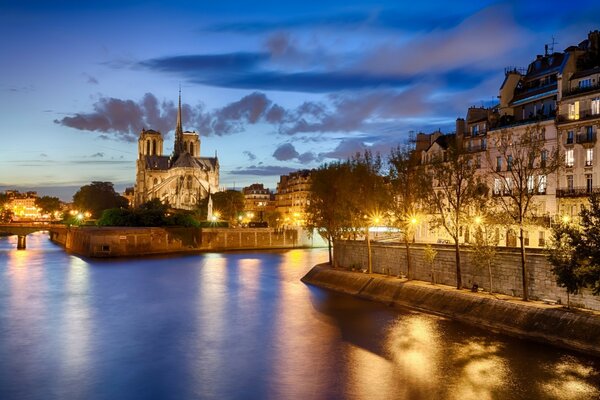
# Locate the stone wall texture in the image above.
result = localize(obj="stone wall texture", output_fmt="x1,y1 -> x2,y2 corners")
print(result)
334,240 -> 600,311
50,227 -> 305,257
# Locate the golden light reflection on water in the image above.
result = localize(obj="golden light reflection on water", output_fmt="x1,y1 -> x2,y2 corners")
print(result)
59,256 -> 92,396
450,341 -> 507,400
540,357 -> 600,399
346,345 -> 397,400
270,250 -> 337,399
238,257 -> 260,304
386,313 -> 441,389
193,254 -> 228,393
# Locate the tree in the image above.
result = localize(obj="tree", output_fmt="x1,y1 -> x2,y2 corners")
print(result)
424,244 -> 438,284
305,151 -> 390,268
306,162 -> 353,265
35,196 -> 61,216
488,124 -> 560,300
548,194 -> 600,302
428,141 -> 488,289
73,182 -> 128,218
197,190 -> 244,224
547,223 -> 582,308
471,217 -> 500,294
388,146 -> 430,279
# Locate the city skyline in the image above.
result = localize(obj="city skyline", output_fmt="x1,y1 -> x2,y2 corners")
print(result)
1,0 -> 599,200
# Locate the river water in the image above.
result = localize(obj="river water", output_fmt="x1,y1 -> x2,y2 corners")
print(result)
1,232 -> 599,400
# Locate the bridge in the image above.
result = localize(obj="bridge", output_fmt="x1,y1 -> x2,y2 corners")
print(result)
0,223 -> 64,249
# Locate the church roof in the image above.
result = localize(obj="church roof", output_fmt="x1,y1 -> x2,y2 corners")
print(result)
144,155 -> 170,170
171,153 -> 219,170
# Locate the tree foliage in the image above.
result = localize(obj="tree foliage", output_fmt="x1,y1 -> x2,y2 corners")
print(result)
427,141 -> 488,289
548,194 -> 600,299
35,196 -> 62,215
97,199 -> 199,227
488,124 -> 560,300
73,182 -> 128,218
305,151 -> 390,265
388,146 -> 431,278
196,190 -> 245,224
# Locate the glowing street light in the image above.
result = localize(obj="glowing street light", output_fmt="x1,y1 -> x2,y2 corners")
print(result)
561,215 -> 571,224
474,215 -> 483,225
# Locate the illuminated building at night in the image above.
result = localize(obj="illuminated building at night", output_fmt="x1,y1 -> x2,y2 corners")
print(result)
134,91 -> 219,210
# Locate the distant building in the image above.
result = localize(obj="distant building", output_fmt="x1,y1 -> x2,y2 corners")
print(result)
275,170 -> 312,227
242,183 -> 275,221
134,91 -> 219,210
8,196 -> 39,220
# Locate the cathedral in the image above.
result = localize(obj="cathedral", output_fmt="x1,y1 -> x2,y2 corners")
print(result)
134,91 -> 219,210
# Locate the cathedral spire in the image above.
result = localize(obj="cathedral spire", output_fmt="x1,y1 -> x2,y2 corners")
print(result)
173,86 -> 185,158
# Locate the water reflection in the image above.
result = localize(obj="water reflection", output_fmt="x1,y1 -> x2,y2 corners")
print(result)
1,236 -> 600,400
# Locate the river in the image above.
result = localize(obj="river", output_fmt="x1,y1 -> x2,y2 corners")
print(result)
1,232 -> 599,399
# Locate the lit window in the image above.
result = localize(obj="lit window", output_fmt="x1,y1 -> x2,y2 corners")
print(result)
568,102 -> 580,120
493,178 -> 502,195
592,98 -> 600,115
538,175 -> 547,194
565,149 -> 574,167
527,176 -> 535,193
586,148 -> 594,167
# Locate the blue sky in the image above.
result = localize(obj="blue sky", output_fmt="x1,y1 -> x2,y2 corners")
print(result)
1,0 -> 599,200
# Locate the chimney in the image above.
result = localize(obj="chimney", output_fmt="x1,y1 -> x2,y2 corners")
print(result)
456,118 -> 466,137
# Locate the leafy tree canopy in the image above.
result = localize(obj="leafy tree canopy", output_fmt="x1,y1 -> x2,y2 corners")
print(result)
35,196 -> 62,215
73,182 -> 128,218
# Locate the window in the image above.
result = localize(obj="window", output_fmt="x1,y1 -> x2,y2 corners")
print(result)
538,175 -> 547,194
507,155 -> 513,171
592,98 -> 600,115
481,138 -> 487,150
541,150 -> 548,167
566,130 -> 574,144
538,231 -> 545,247
527,176 -> 535,193
568,102 -> 580,120
565,149 -> 574,167
586,148 -> 594,167
579,78 -> 592,88
496,156 -> 502,171
587,174 -> 593,193
567,175 -> 574,190
587,126 -> 594,140
493,178 -> 502,195
505,177 -> 512,194
472,125 -> 479,135
523,231 -> 530,247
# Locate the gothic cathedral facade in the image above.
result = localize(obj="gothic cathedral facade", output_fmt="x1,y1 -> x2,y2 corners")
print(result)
134,92 -> 219,210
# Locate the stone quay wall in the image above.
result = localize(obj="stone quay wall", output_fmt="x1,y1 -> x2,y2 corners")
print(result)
334,240 -> 600,311
49,226 -> 306,258
302,265 -> 600,357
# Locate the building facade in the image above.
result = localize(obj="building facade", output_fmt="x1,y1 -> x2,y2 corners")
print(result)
242,183 -> 275,221
134,92 -> 219,210
275,170 -> 312,227
414,30 -> 600,248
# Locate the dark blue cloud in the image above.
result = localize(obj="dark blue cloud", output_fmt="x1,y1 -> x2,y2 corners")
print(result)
232,165 -> 297,176
139,53 -> 269,74
139,53 -> 489,93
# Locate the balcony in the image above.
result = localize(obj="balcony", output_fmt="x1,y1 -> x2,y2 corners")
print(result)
557,110 -> 600,124
556,186 -> 600,197
465,143 -> 487,153
577,131 -> 596,145
562,81 -> 600,98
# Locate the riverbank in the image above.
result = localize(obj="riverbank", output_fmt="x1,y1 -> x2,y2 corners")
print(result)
302,264 -> 600,357
49,226 -> 324,257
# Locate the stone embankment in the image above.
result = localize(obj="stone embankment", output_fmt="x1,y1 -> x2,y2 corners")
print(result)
49,226 -> 322,257
302,264 -> 600,357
